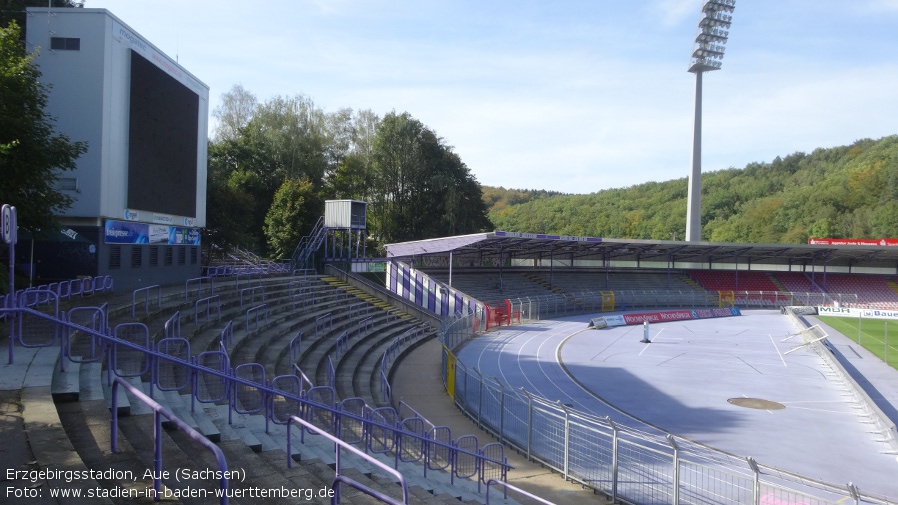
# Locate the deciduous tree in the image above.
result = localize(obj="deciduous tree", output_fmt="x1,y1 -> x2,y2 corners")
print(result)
0,22 -> 86,233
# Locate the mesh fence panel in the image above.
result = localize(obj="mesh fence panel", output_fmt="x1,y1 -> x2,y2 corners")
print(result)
568,418 -> 614,491
678,460 -> 753,505
234,363 -> 265,414
481,442 -> 506,484
65,306 -> 105,362
338,397 -> 366,445
112,323 -> 149,377
479,382 -> 504,434
615,440 -> 673,505
529,405 -> 566,471
399,417 -> 426,463
195,350 -> 229,403
758,484 -> 840,505
270,375 -> 302,424
427,426 -> 452,471
305,386 -> 335,432
454,434 -> 479,480
368,407 -> 397,454
16,292 -> 59,347
500,392 -> 530,448
463,369 -> 480,415
155,338 -> 190,391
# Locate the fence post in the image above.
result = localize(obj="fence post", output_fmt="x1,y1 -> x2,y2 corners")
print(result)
607,416 -> 619,503
558,401 -> 571,480
476,370 -> 483,430
523,388 -> 533,460
496,378 -> 505,444
747,457 -> 760,505
667,434 -> 679,505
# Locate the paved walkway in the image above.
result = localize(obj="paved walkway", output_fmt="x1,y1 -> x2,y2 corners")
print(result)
392,338 -> 613,505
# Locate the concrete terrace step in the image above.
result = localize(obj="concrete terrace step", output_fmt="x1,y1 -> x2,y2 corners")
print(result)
8,345 -> 116,504
224,408 -> 516,505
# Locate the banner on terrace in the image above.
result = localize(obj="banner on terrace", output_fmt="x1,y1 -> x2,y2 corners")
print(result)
591,307 -> 741,329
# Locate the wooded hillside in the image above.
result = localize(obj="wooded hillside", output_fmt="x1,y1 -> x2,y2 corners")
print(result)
485,135 -> 898,244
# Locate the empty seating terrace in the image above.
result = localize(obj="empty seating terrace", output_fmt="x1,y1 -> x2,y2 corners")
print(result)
431,268 -> 898,310
2,273 -> 516,505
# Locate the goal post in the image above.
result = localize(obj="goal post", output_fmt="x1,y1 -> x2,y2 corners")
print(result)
718,290 -> 735,307
601,291 -> 615,312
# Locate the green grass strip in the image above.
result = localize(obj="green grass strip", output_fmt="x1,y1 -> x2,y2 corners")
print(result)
818,315 -> 898,371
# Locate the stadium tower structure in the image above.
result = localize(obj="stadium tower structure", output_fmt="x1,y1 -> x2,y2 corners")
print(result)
685,0 -> 734,242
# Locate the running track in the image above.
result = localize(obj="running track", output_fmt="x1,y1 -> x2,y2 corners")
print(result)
456,310 -> 898,497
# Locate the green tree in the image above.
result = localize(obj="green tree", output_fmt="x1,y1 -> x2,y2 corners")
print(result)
0,21 -> 86,233
370,111 -> 489,243
264,177 -> 322,259
203,139 -> 256,252
211,84 -> 257,142
485,135 -> 898,244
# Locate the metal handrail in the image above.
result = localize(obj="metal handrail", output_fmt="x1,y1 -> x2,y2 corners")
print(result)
288,415 -> 408,505
2,305 -> 511,498
110,377 -> 229,504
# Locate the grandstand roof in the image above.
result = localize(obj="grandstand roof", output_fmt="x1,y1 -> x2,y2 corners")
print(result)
385,231 -> 898,272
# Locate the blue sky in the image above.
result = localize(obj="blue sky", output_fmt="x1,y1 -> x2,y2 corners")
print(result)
81,0 -> 898,194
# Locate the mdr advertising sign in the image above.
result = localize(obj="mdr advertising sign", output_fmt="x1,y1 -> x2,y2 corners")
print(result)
817,306 -> 898,321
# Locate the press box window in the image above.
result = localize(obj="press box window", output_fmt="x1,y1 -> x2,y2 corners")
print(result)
50,37 -> 81,50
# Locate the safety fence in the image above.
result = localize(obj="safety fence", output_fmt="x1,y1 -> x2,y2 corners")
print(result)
3,276 -> 114,317
439,303 -> 895,505
1,293 -> 512,503
477,290 -> 860,322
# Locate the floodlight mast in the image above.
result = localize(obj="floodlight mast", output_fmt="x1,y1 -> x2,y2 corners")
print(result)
685,0 -> 734,242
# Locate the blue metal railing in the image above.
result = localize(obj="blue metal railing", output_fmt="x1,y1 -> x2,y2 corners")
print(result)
131,285 -> 161,318
185,276 -> 215,301
1,304 -> 514,500
111,377 -> 230,504
288,415 -> 408,505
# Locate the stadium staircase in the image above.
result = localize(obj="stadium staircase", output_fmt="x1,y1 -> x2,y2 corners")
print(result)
520,273 -> 587,312
291,217 -> 329,271
887,278 -> 898,297
2,274 -> 511,505
766,272 -> 789,293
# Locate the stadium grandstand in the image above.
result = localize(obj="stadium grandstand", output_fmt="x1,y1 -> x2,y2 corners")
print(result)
3,6 -> 898,505
4,209 -> 898,503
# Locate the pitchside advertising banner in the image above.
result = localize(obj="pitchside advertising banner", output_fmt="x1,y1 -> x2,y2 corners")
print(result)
589,307 -> 741,328
816,306 -> 898,320
104,220 -> 200,245
808,237 -> 898,246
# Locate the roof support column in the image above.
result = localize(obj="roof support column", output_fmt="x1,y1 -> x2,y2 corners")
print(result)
550,250 -> 554,289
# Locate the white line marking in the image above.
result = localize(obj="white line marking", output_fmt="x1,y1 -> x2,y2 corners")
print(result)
638,328 -> 665,356
769,334 -> 787,367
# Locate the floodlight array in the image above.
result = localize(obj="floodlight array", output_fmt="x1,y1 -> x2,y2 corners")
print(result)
688,0 -> 735,72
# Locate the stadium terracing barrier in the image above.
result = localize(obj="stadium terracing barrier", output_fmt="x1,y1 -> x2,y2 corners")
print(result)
1,291 -> 513,502
438,302 -> 896,505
